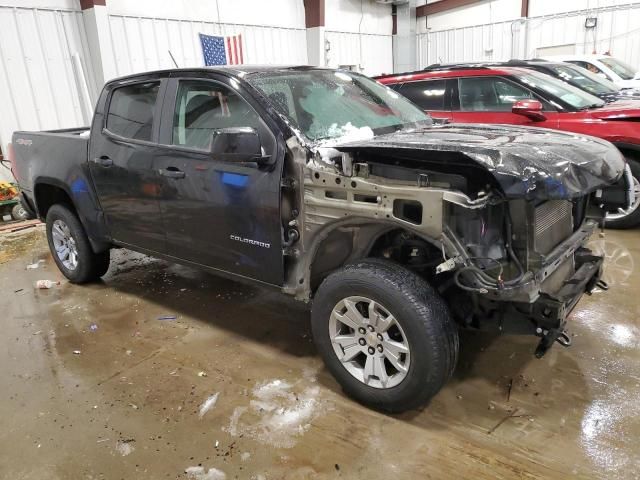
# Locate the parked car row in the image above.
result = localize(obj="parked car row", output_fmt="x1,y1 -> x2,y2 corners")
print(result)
376,56 -> 640,228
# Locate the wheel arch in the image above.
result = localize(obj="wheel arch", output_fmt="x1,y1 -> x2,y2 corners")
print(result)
612,142 -> 640,161
295,217 -> 444,300
34,178 -> 75,220
34,178 -> 110,253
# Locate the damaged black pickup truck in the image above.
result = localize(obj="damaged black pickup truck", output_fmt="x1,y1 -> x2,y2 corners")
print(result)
11,67 -> 631,412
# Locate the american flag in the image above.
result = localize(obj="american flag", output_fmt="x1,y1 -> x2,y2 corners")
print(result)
199,33 -> 244,66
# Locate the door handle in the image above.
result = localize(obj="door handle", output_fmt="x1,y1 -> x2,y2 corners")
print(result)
93,155 -> 113,167
159,167 -> 186,179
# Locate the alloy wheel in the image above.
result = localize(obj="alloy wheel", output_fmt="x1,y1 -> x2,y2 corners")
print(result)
51,219 -> 78,271
607,174 -> 640,221
329,296 -> 411,389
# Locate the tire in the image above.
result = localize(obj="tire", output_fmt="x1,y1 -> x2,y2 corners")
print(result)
45,204 -> 110,283
606,156 -> 640,229
311,258 -> 458,413
11,203 -> 31,221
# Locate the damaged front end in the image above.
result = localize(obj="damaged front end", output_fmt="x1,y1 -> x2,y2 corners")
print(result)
443,196 -> 607,357
285,124 -> 627,358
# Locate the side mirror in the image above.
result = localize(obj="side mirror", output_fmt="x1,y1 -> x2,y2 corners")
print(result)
210,127 -> 270,165
512,99 -> 546,122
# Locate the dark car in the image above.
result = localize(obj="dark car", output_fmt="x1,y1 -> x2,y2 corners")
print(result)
9,66 -> 627,412
377,64 -> 640,228
495,59 -> 640,102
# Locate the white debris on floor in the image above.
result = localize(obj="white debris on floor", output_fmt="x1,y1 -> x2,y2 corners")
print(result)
224,377 -> 327,448
185,465 -> 226,480
198,392 -> 220,418
115,440 -> 135,456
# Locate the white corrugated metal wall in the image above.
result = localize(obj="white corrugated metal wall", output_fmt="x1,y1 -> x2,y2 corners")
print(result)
0,5 -> 309,181
0,4 -> 96,182
418,19 -> 523,66
325,30 -> 393,75
418,2 -> 640,68
106,14 -> 308,77
526,3 -> 640,62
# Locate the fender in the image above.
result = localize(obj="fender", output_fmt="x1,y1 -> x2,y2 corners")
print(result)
285,215 -> 447,301
33,176 -> 111,253
612,142 -> 640,155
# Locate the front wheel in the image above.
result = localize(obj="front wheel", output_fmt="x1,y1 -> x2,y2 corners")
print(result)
46,204 -> 110,283
606,157 -> 640,229
311,259 -> 458,413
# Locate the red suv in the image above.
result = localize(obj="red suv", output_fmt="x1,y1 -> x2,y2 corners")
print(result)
377,65 -> 640,228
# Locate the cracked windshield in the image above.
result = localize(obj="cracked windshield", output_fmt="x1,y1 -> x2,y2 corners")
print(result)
248,69 -> 432,142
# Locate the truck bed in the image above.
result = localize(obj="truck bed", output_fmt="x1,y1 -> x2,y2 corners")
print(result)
11,127 -> 90,195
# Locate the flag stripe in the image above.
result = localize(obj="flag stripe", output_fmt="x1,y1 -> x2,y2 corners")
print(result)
233,36 -> 239,66
238,34 -> 244,63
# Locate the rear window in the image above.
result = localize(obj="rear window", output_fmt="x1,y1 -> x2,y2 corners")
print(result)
397,80 -> 447,111
106,82 -> 160,141
600,57 -> 637,81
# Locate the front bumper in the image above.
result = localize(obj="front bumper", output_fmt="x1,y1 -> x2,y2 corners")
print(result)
486,248 -> 603,357
471,222 -> 604,357
527,249 -> 603,357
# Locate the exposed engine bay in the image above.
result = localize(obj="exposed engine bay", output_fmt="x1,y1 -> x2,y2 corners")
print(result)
280,127 -> 630,357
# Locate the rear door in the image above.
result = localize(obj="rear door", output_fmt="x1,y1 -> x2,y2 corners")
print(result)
450,76 -> 559,128
152,74 -> 284,285
88,77 -> 167,252
394,79 -> 452,122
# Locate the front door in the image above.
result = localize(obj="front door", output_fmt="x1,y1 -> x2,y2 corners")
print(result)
88,78 -> 167,252
450,76 -> 559,128
153,76 -> 284,285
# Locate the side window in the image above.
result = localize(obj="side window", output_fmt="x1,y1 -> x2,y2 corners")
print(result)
106,82 -> 160,141
458,77 -> 533,112
569,60 -> 612,80
398,80 -> 447,111
172,80 -> 263,150
572,61 -> 599,74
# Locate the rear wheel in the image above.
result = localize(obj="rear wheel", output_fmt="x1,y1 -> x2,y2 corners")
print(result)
606,157 -> 640,229
311,259 -> 458,413
46,204 -> 110,283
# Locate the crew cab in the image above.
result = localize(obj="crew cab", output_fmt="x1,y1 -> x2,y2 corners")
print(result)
377,64 -> 640,228
10,67 -> 626,412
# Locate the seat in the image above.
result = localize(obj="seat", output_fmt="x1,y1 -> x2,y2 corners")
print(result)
461,80 -> 498,111
182,94 -> 221,149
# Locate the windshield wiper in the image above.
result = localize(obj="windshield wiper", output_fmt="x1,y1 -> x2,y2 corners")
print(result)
581,103 -> 605,110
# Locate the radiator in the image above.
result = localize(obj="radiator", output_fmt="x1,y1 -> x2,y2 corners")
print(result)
534,200 -> 573,255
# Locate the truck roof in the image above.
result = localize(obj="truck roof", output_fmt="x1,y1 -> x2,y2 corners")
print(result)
106,65 -> 325,84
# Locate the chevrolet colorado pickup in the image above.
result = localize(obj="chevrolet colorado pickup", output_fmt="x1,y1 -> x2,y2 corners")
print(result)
10,67 -> 627,412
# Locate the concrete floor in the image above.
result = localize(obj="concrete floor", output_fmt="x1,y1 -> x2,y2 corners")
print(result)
1,226 -> 639,480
